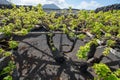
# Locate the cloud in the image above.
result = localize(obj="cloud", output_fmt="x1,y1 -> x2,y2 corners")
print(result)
12,0 -> 102,9
14,0 -> 47,5
77,0 -> 103,10
12,0 -> 70,9
42,0 -> 71,8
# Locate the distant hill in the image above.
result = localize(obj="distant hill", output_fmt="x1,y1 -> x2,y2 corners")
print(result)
42,4 -> 60,9
0,0 -> 11,5
95,3 -> 120,12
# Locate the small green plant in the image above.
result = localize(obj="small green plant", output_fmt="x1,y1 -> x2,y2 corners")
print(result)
77,34 -> 86,40
106,40 -> 115,47
0,61 -> 15,80
3,75 -> 12,80
20,29 -> 28,35
4,51 -> 12,57
105,33 -> 112,38
76,43 -> 90,59
76,39 -> 98,59
117,34 -> 120,38
0,48 -> 11,57
52,47 -> 56,51
0,48 -> 4,53
103,47 -> 111,56
93,63 -> 120,80
18,28 -> 28,36
114,69 -> 120,77
8,41 -> 18,49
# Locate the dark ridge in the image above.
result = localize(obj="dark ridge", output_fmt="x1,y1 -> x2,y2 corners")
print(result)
0,4 -> 33,9
95,3 -> 120,13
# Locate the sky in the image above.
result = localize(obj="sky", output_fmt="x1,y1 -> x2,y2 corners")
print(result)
9,0 -> 120,10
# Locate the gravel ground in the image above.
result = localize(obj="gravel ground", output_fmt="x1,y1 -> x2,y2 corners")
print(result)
13,33 -> 120,80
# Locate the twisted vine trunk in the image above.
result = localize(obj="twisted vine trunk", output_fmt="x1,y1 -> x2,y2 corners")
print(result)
46,34 -> 66,63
